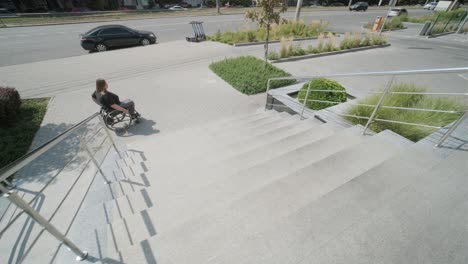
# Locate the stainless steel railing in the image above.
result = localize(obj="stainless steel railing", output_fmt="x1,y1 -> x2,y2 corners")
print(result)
265,67 -> 468,147
0,112 -> 121,261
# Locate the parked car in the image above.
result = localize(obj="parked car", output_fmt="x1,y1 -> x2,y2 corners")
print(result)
169,5 -> 187,10
80,25 -> 157,52
388,8 -> 408,17
424,2 -> 437,10
349,2 -> 368,11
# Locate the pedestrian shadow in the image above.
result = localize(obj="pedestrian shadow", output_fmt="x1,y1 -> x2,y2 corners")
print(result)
116,118 -> 159,137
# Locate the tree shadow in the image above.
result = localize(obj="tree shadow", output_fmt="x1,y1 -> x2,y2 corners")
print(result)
115,118 -> 160,137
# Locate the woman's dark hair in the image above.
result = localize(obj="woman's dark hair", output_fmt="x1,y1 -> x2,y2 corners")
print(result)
96,78 -> 107,93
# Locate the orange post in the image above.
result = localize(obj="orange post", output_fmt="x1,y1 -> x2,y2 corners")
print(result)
372,16 -> 384,32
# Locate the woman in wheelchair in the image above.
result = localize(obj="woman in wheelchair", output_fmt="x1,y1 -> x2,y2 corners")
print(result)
92,78 -> 140,130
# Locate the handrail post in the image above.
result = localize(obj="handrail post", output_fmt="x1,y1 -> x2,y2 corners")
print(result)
300,80 -> 313,120
81,138 -> 111,185
456,13 -> 468,34
0,184 -> 88,261
99,117 -> 122,159
436,110 -> 468,147
265,79 -> 272,111
363,75 -> 395,135
3,179 -> 16,189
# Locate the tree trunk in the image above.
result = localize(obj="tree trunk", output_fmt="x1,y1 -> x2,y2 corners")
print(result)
216,0 -> 220,14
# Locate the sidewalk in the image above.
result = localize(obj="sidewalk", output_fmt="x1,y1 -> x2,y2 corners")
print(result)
0,41 -> 268,147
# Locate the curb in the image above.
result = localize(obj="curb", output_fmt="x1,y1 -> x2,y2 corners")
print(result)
269,44 -> 391,63
361,25 -> 408,32
427,31 -> 456,38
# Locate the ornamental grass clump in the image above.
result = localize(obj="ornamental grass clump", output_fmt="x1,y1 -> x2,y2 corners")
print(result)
317,33 -> 325,52
324,32 -> 337,52
344,83 -> 465,141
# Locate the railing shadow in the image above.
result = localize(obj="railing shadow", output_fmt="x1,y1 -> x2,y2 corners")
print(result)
116,118 -> 159,137
1,188 -> 45,264
13,123 -> 99,186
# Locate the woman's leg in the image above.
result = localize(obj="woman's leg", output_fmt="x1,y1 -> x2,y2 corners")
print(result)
120,100 -> 136,115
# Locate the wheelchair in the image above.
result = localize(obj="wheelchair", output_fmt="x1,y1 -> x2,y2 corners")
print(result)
100,107 -> 140,132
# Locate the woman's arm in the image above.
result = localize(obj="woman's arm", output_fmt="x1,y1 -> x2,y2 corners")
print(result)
111,104 -> 129,114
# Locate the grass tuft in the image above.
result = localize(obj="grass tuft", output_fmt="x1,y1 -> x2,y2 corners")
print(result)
0,98 -> 49,169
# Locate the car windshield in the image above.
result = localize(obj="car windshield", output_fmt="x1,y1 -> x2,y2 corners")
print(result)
391,9 -> 400,11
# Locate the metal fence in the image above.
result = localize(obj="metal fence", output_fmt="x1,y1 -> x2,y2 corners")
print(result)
428,11 -> 468,36
265,67 -> 468,147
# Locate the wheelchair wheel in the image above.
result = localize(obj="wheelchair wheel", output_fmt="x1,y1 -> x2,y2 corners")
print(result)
104,110 -> 132,132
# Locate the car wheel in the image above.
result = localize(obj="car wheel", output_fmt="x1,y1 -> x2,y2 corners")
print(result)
95,43 -> 107,52
141,38 -> 151,46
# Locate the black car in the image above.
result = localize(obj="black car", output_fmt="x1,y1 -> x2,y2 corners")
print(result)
349,2 -> 368,11
80,25 -> 157,52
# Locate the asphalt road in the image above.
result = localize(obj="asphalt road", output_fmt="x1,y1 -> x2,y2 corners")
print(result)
0,9 -> 432,67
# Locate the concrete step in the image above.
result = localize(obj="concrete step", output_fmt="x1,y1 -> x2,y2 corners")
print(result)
100,122 -> 337,227
85,119 -> 324,222
126,110 -> 279,150
124,112 -> 289,164
300,150 -> 468,264
137,130 -> 411,264
205,140 -> 463,264
99,126 -> 365,256
80,145 -> 151,208
102,125 -> 371,257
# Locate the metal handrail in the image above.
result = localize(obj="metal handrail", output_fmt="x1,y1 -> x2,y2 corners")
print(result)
0,113 -> 99,182
0,112 -> 121,262
265,67 -> 468,147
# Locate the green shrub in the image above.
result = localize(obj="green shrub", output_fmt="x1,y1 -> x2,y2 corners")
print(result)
213,30 -> 222,41
287,41 -> 295,56
351,32 -> 362,48
293,45 -> 307,56
209,19 -> 328,45
297,78 -> 347,110
246,30 -> 256,42
384,17 -> 404,30
0,98 -> 48,168
340,33 -> 352,50
0,87 -> 22,127
361,33 -> 372,46
344,83 -> 465,141
371,34 -> 387,45
209,56 -> 295,95
268,52 -> 280,60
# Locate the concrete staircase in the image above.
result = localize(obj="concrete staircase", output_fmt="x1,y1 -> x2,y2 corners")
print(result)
2,109 -> 467,264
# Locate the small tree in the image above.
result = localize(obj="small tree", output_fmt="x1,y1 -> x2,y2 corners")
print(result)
246,0 -> 287,67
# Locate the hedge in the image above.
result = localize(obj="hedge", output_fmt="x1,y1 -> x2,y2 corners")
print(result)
209,56 -> 295,95
0,87 -> 22,127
